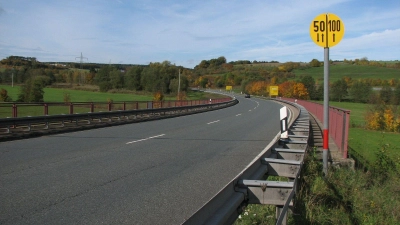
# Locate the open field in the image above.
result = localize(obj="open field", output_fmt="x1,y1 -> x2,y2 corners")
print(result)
0,85 -> 224,102
326,101 -> 400,166
327,101 -> 368,127
0,85 -> 152,102
293,64 -> 400,83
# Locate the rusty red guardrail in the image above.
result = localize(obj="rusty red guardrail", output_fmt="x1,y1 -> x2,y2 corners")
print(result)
280,98 -> 350,159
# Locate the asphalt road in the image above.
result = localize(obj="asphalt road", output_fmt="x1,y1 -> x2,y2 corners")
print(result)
0,95 -> 282,225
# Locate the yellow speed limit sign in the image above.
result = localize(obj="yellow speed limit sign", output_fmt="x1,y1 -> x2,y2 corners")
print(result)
310,13 -> 344,48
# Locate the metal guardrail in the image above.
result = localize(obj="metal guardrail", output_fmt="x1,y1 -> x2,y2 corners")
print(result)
0,98 -> 232,118
183,99 -> 310,225
0,99 -> 238,136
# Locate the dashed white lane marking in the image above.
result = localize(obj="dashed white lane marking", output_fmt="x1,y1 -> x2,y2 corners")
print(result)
126,134 -> 165,144
207,120 -> 220,125
236,114 -> 242,116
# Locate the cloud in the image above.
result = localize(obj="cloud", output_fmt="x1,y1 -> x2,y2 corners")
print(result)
0,0 -> 399,67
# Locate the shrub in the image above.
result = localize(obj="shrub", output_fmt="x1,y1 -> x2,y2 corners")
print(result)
0,88 -> 12,102
63,92 -> 71,103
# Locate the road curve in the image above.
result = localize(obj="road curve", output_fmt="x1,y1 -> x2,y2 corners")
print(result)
0,95 -> 282,225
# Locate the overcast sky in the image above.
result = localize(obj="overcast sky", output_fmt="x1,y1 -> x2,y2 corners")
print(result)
0,0 -> 399,68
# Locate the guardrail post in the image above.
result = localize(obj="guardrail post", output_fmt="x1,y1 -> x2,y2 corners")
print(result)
108,102 -> 112,111
12,104 -> 17,118
90,103 -> 94,113
276,206 -> 287,225
44,104 -> 48,115
69,103 -> 73,114
123,102 -> 126,111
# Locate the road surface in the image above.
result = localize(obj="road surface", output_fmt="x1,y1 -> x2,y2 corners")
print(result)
0,95 -> 282,225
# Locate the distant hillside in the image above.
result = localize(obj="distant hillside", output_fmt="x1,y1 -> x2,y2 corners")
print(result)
293,63 -> 400,83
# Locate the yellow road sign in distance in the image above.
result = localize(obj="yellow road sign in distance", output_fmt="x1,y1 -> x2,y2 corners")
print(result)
310,13 -> 344,48
270,86 -> 278,96
226,86 -> 232,91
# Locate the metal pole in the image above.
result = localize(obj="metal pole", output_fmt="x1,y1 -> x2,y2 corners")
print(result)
323,47 -> 330,175
178,69 -> 181,100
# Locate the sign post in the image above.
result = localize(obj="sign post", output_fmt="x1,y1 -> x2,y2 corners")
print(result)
310,13 -> 344,175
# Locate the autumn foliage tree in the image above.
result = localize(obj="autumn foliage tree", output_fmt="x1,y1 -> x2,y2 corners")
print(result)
245,81 -> 268,96
278,81 -> 309,99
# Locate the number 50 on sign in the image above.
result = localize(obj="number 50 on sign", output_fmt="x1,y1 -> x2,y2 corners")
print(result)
310,13 -> 345,48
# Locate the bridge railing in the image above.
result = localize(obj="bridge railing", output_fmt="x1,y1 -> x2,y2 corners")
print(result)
0,98 -> 231,118
280,98 -> 350,159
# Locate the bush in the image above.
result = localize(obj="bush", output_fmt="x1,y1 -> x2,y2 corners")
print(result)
17,78 -> 44,102
0,88 -> 12,102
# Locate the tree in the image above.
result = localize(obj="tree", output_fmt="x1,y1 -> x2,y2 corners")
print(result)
279,81 -> 295,98
310,59 -> 321,67
331,79 -> 348,102
380,85 -> 393,104
293,82 -> 309,99
17,78 -> 44,102
348,80 -> 372,103
393,83 -> 400,105
30,79 -> 45,102
246,81 -> 268,96
199,77 -> 209,88
95,66 -> 112,92
0,88 -> 12,102
125,66 -> 143,91
110,69 -> 123,89
169,76 -> 189,94
314,84 -> 324,101
300,75 -> 316,99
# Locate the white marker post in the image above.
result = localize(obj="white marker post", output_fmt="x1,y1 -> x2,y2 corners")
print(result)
310,13 -> 345,175
280,106 -> 288,139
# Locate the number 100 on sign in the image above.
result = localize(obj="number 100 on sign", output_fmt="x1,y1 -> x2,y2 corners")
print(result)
310,13 -> 345,48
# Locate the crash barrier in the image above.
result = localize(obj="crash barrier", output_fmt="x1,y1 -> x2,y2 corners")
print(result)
0,98 -> 237,135
280,98 -> 350,159
184,100 -> 309,225
0,98 -> 232,118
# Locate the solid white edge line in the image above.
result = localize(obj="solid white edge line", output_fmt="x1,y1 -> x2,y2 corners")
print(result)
126,134 -> 165,144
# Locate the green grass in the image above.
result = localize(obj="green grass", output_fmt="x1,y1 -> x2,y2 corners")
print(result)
0,85 -> 153,102
293,64 -> 400,83
0,85 -> 225,103
349,128 -> 400,168
322,101 -> 400,166
327,101 -> 368,127
293,151 -> 400,225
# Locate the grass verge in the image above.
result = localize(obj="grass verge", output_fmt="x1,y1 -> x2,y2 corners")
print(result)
293,147 -> 400,225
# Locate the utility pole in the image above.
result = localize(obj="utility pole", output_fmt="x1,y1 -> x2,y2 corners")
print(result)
11,68 -> 14,88
178,69 -> 181,100
75,52 -> 88,85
